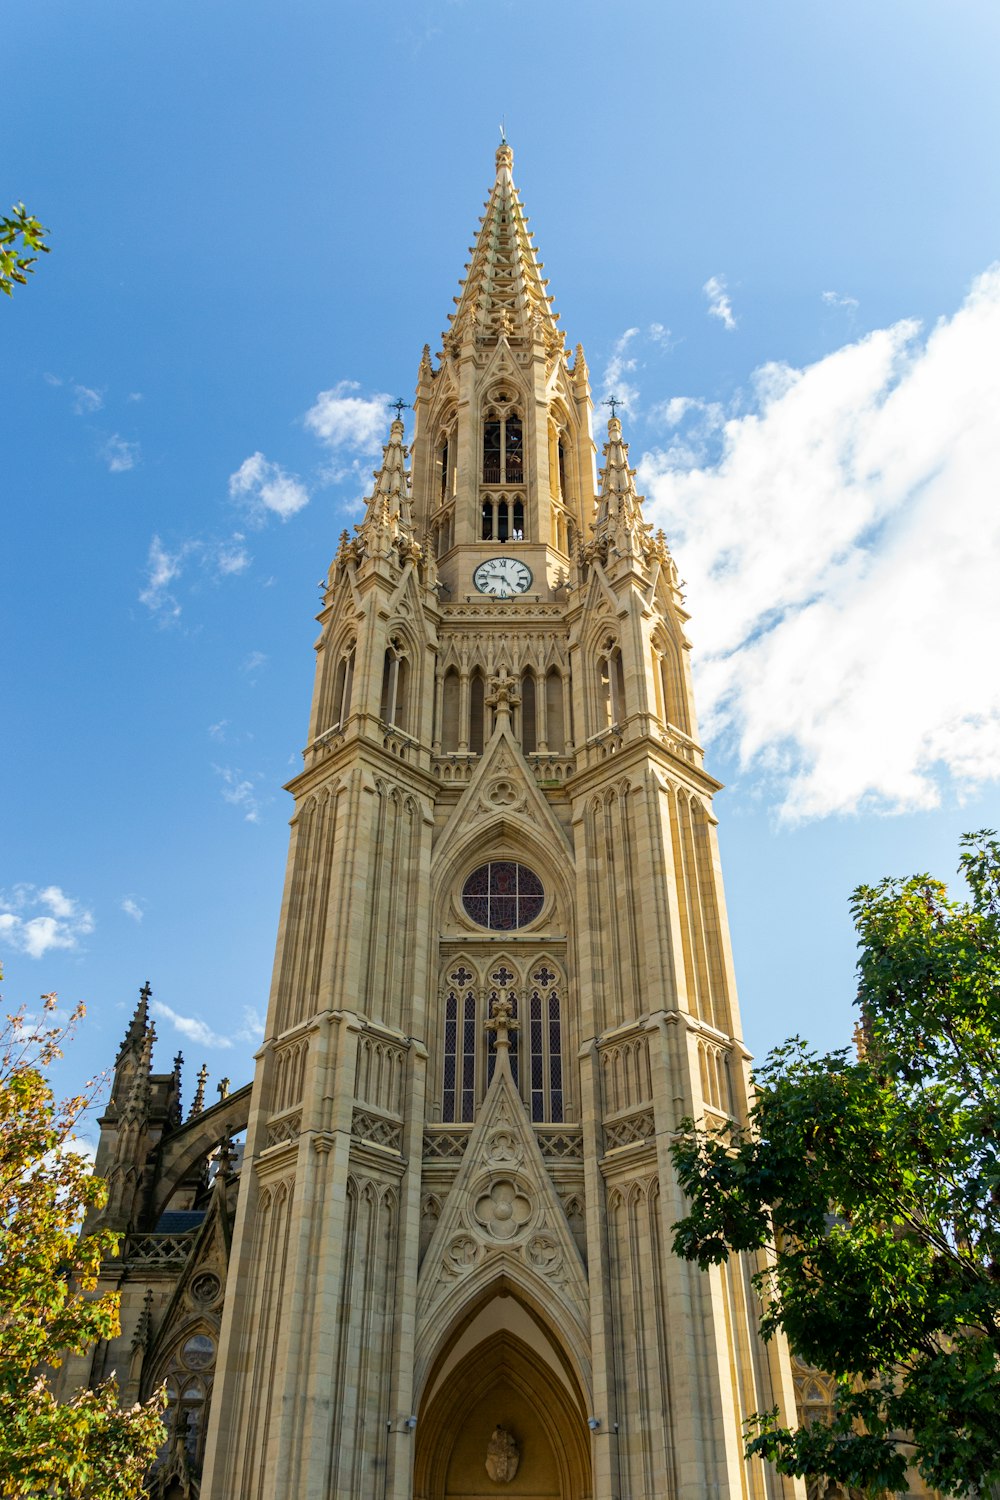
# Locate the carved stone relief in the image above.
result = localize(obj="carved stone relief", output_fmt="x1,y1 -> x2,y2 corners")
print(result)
485,1425 -> 520,1483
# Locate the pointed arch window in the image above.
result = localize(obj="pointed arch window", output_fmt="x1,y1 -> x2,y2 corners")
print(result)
469,669 -> 486,755
598,637 -> 625,730
330,639 -> 355,730
528,965 -> 563,1122
439,954 -> 565,1124
380,637 -> 410,732
443,984 -> 477,1123
521,670 -> 537,753
545,668 -> 565,754
439,437 -> 450,504
482,412 -> 524,486
441,667 -> 460,753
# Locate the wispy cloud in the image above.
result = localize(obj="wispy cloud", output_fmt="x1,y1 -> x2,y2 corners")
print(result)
120,896 -> 144,923
208,720 -> 229,741
601,327 -> 640,414
0,884 -> 94,958
215,535 -> 251,575
229,452 -> 309,523
214,765 -> 264,823
641,264 -> 1000,822
151,1000 -> 232,1050
140,535 -> 188,620
703,274 -> 737,331
139,533 -> 252,621
103,433 -> 140,473
241,650 -> 268,679
72,384 -> 104,414
822,289 -> 860,313
304,380 -> 391,456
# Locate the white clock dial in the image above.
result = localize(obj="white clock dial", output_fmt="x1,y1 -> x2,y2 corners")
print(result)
473,557 -> 533,599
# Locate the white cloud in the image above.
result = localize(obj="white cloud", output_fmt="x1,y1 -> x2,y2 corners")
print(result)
600,327 -> 640,414
72,384 -> 103,414
121,896 -> 144,923
303,380 -> 390,454
0,884 -> 94,958
235,1007 -> 265,1043
103,433 -> 140,472
703,274 -> 737,331
229,452 -> 309,523
215,535 -> 251,575
641,265 -> 1000,821
139,534 -> 187,619
208,720 -> 229,741
151,1000 -> 232,1050
822,289 -> 860,313
139,533 -> 252,620
127,391 -> 143,402
241,650 -> 268,678
214,765 -> 264,823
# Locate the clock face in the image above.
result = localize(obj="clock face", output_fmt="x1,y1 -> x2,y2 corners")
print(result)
473,557 -> 533,599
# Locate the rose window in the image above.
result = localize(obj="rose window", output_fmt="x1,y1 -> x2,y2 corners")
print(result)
462,862 -> 544,930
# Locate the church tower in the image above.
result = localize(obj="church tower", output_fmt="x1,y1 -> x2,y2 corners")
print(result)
200,143 -> 803,1500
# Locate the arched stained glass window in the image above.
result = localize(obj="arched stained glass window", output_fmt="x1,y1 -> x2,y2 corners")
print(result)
528,966 -> 563,1122
462,862 -> 544,930
442,986 -> 477,1123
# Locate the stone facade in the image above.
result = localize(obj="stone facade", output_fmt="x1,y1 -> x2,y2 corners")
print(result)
75,143 -> 811,1500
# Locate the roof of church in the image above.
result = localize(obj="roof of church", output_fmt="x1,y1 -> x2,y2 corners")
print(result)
154,1209 -> 206,1234
446,142 -> 562,354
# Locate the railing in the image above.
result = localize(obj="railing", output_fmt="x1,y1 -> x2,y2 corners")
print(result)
126,1232 -> 195,1268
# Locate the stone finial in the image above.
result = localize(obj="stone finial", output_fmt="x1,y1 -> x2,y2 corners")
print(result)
485,993 -> 519,1054
486,664 -> 520,720
131,1287 -> 155,1353
217,1077 -> 230,1102
496,140 -> 513,174
216,1135 -> 237,1181
190,1063 -> 208,1118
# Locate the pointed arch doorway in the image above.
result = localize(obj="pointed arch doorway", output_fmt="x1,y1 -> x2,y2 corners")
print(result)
414,1315 -> 592,1500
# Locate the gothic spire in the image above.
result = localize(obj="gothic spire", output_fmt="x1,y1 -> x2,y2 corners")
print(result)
590,414 -> 654,566
116,979 -> 152,1064
355,415 -> 417,562
120,1022 -> 156,1125
446,142 -> 562,354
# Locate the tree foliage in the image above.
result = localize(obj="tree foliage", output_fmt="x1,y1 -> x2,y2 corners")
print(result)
0,986 -> 164,1497
0,204 -> 50,297
671,831 -> 1000,1497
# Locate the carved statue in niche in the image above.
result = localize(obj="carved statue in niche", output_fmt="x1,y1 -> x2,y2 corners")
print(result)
485,1425 -> 520,1483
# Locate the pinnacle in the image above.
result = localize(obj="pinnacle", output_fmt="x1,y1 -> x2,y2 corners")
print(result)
355,413 -> 415,550
116,979 -> 153,1062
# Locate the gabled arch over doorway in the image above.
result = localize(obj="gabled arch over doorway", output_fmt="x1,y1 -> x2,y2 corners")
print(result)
414,1325 -> 591,1500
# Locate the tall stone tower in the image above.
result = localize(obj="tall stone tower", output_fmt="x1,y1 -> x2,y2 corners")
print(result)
201,143 -> 802,1500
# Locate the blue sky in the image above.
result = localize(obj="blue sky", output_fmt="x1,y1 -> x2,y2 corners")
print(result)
4,0 -> 1000,1124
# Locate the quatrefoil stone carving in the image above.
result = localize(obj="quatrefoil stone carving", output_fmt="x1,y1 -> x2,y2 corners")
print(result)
473,1178 -> 533,1240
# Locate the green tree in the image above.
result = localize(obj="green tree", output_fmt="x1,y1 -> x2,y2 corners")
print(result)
671,831 -> 1000,1497
1,204 -> 50,296
0,984 -> 164,1498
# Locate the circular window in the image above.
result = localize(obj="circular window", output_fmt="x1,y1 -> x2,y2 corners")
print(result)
181,1334 -> 215,1369
462,862 -> 544,930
